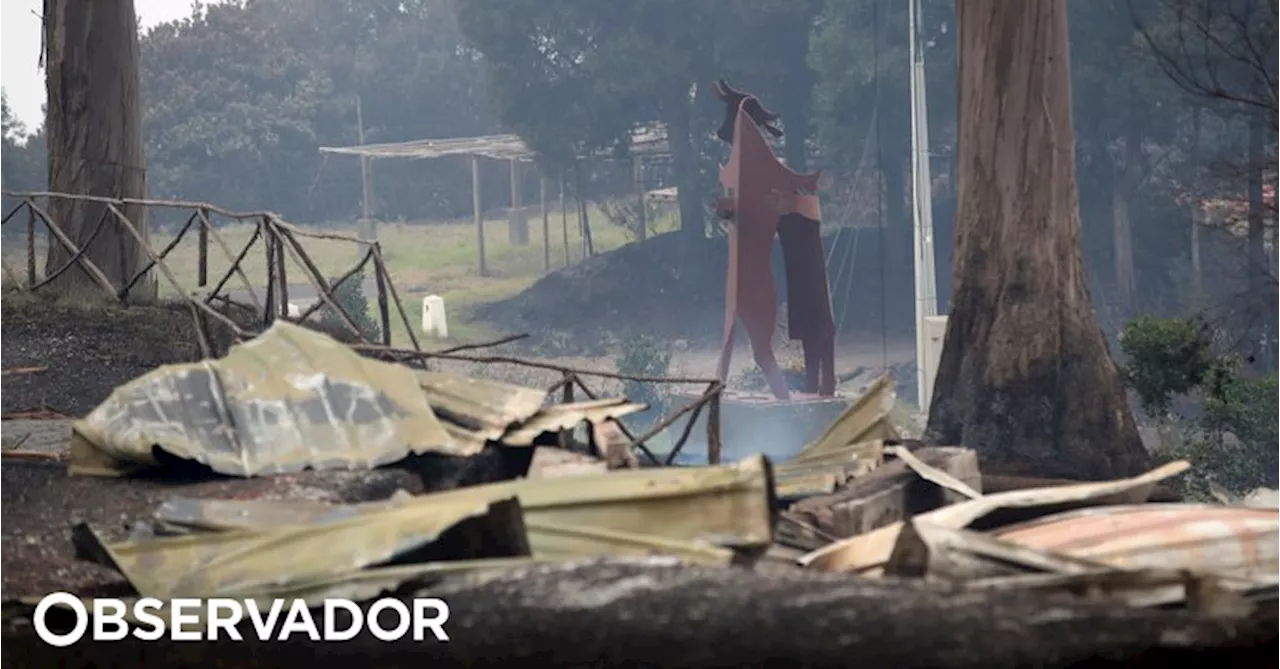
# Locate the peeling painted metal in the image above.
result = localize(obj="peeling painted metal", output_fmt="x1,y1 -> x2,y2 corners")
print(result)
69,322 -> 458,477
993,504 -> 1280,581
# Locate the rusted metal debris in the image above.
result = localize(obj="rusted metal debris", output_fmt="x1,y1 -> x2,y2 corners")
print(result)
4,330 -> 1276,645
794,451 -> 1279,612
992,504 -> 1279,581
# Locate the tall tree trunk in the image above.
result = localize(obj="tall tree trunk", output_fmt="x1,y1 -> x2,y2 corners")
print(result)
879,107 -> 912,297
1188,107 -> 1203,308
664,91 -> 704,243
1111,112 -> 1142,317
1245,110 -> 1271,370
1270,125 -> 1279,373
925,0 -> 1148,480
781,103 -> 810,174
43,0 -> 152,300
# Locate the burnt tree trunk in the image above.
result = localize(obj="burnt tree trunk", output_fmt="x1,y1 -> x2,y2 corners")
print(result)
925,0 -> 1149,480
43,0 -> 153,301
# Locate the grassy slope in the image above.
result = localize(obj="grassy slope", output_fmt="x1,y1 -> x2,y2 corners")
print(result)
2,205 -> 680,347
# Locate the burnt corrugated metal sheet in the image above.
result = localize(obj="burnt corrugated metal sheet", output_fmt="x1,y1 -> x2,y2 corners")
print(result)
69,322 -> 459,477
68,323 -> 648,478
416,370 -> 548,452
501,398 -> 648,446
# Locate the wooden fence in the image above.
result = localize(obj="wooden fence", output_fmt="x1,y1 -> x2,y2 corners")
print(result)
0,190 -> 723,465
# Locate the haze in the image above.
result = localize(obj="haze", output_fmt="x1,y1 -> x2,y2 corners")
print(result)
1,0 -> 213,127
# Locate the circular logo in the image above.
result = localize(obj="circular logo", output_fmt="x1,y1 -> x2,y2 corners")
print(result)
33,592 -> 89,647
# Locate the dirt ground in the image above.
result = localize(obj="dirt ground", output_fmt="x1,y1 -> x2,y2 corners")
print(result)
477,229 -> 921,356
0,294 -> 243,417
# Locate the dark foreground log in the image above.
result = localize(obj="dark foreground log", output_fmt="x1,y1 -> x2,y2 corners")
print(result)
5,560 -> 1275,668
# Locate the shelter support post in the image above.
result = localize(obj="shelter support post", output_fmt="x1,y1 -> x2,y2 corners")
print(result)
635,158 -> 647,241
357,94 -> 376,242
540,175 -> 550,272
472,155 -> 487,277
560,173 -> 570,267
509,159 -> 528,246
1190,205 -> 1203,307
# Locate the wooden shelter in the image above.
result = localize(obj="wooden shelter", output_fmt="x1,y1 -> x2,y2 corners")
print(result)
319,127 -> 669,276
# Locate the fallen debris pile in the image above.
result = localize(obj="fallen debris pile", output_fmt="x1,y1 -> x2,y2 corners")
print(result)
2,323 -> 1277,665
67,322 -> 647,477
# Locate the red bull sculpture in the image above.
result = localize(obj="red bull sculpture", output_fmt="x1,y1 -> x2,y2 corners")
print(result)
712,79 -> 836,400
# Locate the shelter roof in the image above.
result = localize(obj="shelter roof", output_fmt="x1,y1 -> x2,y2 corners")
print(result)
319,125 -> 669,163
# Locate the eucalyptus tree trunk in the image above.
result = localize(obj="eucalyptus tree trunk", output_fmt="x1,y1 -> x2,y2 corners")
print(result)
43,0 -> 153,300
926,0 -> 1149,480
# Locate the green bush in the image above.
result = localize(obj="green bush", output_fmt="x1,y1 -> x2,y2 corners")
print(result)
1117,315 -> 1217,416
615,334 -> 673,428
318,271 -> 381,342
1118,316 -> 1278,498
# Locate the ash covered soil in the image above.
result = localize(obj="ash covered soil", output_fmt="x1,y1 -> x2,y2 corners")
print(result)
0,294 -> 241,417
0,295 -> 294,463
474,233 -> 729,351
475,229 -> 920,355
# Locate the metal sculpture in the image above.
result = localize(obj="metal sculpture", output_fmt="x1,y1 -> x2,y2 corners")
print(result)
712,79 -> 836,400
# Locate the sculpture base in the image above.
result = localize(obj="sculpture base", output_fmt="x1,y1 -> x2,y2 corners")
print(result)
656,390 -> 852,465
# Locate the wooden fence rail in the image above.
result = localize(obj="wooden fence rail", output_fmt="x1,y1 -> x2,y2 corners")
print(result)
1,191 -> 404,355
0,190 -> 723,465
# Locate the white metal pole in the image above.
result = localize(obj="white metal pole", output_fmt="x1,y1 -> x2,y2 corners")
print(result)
909,0 -> 940,413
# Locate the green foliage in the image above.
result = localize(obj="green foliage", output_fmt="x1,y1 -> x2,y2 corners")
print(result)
1,92 -> 46,246
319,271 -> 381,342
1160,371 -> 1279,500
615,334 -> 673,427
1,91 -> 46,198
1162,429 -> 1269,501
1118,315 -> 1219,415
1119,316 -> 1278,497
138,0 -> 498,224
808,0 -> 956,173
1203,372 -> 1278,451
454,0 -> 822,236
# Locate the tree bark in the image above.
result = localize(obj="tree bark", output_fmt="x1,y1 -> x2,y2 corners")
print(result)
1188,107 -> 1203,308
1245,110 -> 1270,369
664,91 -> 704,243
1112,110 -> 1143,317
925,0 -> 1149,480
43,0 -> 152,301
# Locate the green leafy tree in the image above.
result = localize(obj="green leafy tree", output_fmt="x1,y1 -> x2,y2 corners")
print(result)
1067,0 -> 1187,317
139,0 -> 498,223
456,0 -> 717,241
318,270 -> 381,342
455,0 -> 828,246
1,92 -> 47,247
1,92 -> 46,195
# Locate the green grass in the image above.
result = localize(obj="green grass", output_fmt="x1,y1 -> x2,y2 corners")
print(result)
2,204 -> 681,348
